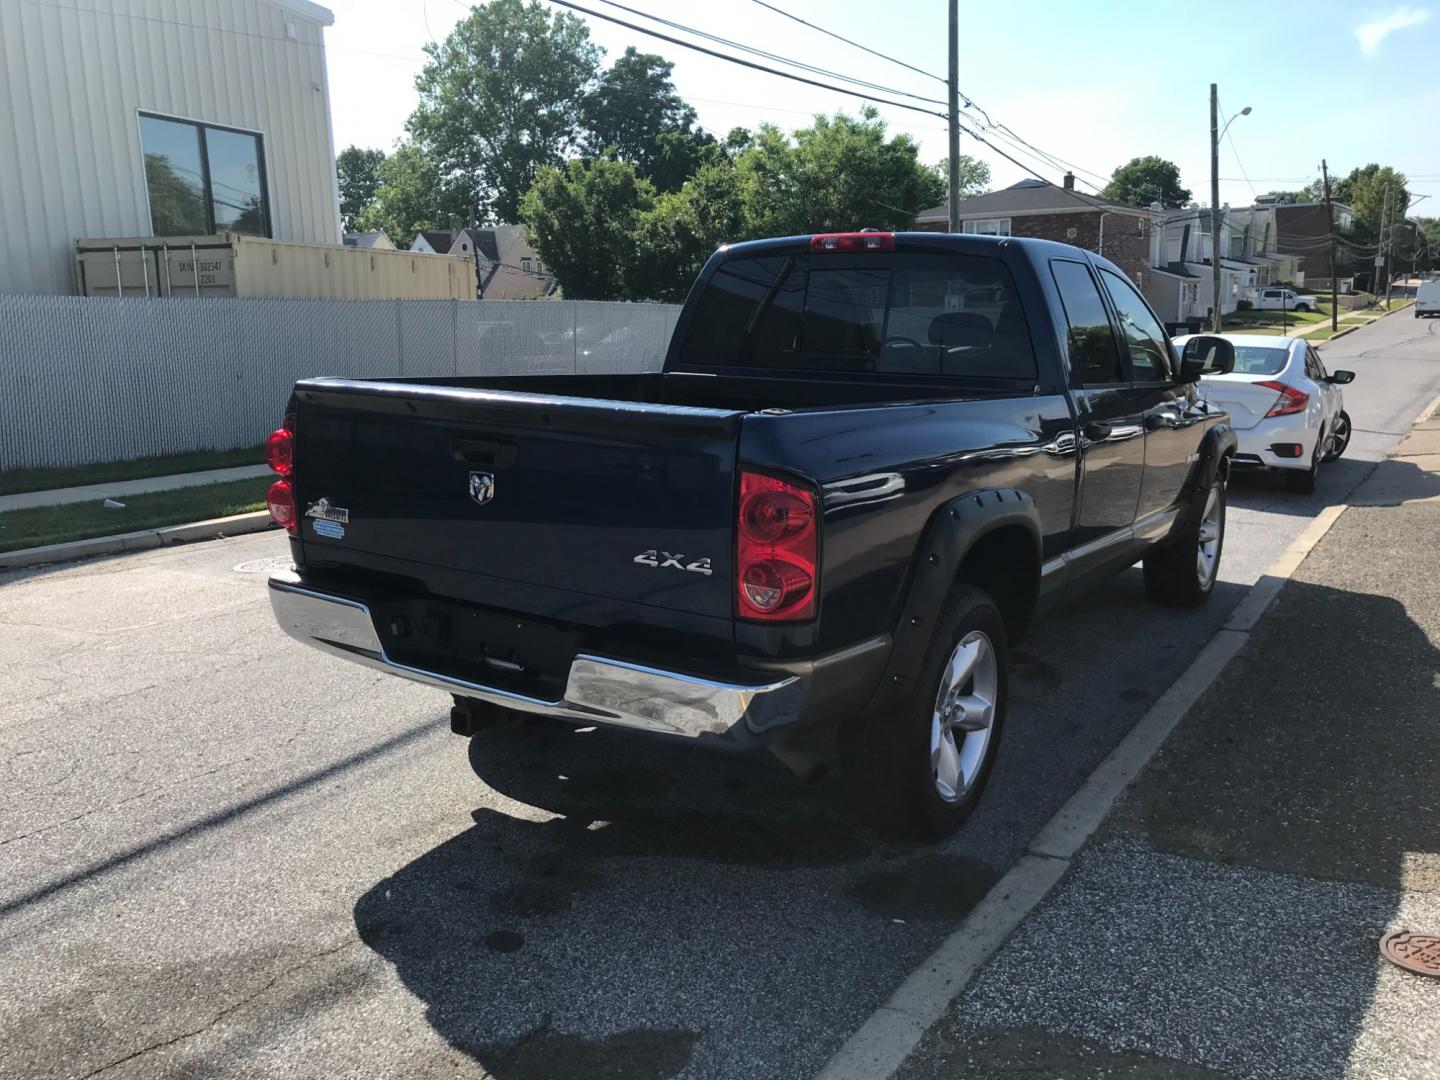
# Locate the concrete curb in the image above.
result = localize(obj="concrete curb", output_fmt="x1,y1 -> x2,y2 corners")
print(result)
0,511 -> 275,571
815,498 -> 1358,1080
1418,389 -> 1440,426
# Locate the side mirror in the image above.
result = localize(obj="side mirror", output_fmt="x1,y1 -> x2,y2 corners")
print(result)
1328,369 -> 1356,385
1178,335 -> 1235,381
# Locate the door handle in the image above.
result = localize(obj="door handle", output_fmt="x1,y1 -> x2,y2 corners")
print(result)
1083,421 -> 1112,441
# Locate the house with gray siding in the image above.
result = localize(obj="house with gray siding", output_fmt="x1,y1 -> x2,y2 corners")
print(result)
0,0 -> 340,295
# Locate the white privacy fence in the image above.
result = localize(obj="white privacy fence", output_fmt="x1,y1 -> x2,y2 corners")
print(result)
0,296 -> 683,470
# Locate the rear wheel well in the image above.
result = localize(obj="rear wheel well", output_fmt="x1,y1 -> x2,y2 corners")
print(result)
953,526 -> 1039,645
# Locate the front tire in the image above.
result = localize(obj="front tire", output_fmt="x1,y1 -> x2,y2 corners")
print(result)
841,585 -> 1008,840
1144,471 -> 1226,607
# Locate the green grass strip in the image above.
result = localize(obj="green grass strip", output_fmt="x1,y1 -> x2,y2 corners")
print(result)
0,477 -> 271,553
0,445 -> 265,497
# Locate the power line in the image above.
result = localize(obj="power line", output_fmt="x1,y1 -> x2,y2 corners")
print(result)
542,0 -> 948,119
746,0 -> 1111,188
587,0 -> 945,107
748,0 -> 946,85
553,0 -> 1125,212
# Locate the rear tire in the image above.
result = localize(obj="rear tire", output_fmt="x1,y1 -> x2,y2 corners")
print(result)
1322,410 -> 1351,463
1143,470 -> 1226,607
1285,445 -> 1319,493
841,585 -> 1008,841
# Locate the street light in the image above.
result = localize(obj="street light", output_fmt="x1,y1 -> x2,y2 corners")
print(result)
1220,105 -> 1252,140
1210,88 -> 1252,333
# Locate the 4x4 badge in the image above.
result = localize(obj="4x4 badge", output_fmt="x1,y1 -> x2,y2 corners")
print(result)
468,471 -> 496,506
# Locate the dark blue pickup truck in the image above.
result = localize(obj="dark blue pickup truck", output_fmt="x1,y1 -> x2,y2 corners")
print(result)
265,231 -> 1236,839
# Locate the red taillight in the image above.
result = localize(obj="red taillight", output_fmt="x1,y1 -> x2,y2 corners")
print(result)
265,428 -> 294,476
809,231 -> 895,253
267,480 -> 297,532
737,471 -> 818,621
1257,381 -> 1309,417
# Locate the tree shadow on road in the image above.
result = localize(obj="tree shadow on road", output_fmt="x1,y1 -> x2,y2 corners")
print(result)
1098,570 -> 1440,1077
1228,456 -> 1440,517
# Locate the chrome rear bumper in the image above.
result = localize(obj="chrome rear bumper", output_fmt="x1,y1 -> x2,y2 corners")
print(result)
267,572 -> 803,740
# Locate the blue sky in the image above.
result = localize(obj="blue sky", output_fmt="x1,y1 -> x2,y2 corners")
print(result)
325,0 -> 1440,213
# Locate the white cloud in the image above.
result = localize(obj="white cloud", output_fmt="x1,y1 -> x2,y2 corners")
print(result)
1353,6 -> 1433,54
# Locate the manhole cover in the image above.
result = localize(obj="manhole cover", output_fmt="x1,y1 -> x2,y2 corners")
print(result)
1380,930 -> 1440,978
233,556 -> 294,575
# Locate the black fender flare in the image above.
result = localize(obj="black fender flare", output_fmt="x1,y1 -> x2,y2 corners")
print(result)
1174,421 -> 1238,534
861,488 -> 1041,717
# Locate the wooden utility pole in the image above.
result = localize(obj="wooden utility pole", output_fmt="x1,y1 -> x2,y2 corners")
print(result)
1322,159 -> 1337,332
1210,84 -> 1222,332
1380,182 -> 1393,308
947,0 -> 960,233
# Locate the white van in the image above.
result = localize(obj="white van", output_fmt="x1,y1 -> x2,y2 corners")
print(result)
1418,279 -> 1440,318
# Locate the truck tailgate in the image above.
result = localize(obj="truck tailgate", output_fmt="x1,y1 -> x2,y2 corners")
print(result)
291,379 -> 742,621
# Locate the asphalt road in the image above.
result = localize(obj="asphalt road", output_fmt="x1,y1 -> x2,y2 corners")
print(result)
2,311 -> 1437,1080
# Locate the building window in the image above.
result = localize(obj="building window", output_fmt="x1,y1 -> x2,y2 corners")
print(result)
139,113 -> 270,237
521,258 -> 533,273
961,218 -> 1011,236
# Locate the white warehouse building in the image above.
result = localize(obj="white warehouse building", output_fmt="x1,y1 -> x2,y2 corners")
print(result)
0,0 -> 341,295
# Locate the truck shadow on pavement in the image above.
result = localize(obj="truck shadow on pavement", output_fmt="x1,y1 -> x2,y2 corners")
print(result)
352,721 -> 878,1080
351,572 -> 1254,1079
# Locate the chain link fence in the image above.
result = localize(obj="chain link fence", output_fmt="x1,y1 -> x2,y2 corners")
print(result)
0,296 -> 683,470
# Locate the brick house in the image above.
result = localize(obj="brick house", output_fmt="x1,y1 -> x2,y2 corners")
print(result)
1273,202 -> 1355,286
913,176 -> 1166,306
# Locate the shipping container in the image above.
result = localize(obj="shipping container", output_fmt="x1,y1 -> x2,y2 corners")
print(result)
75,234 -> 476,301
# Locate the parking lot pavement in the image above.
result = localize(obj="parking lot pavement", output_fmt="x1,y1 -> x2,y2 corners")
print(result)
1,312 -> 1436,1080
895,458 -> 1440,1080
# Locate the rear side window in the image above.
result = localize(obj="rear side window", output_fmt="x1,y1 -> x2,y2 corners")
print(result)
677,253 -> 1037,382
1050,259 -> 1123,385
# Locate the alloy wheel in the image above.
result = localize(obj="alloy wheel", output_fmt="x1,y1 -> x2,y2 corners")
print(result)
930,630 -> 998,802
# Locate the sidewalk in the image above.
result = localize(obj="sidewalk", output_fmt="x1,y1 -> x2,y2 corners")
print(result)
895,448 -> 1440,1076
0,464 -> 270,513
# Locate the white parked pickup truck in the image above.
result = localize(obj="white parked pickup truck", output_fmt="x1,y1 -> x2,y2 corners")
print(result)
1254,287 -> 1320,312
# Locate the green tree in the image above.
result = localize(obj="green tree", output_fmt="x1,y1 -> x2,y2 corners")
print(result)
934,154 -> 992,202
336,146 -> 386,231
581,49 -> 693,171
734,108 -> 945,236
355,143 -> 462,242
1102,155 -> 1191,209
520,156 -> 654,299
649,128 -> 723,194
627,161 -> 745,301
1335,164 -> 1409,239
409,0 -> 600,223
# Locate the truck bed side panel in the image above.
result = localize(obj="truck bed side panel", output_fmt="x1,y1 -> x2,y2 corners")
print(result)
738,394 -> 1078,655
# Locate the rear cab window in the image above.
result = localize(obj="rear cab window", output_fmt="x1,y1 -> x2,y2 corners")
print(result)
675,252 -> 1038,384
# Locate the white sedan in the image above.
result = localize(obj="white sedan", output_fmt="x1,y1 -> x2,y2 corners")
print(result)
1175,334 -> 1354,494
